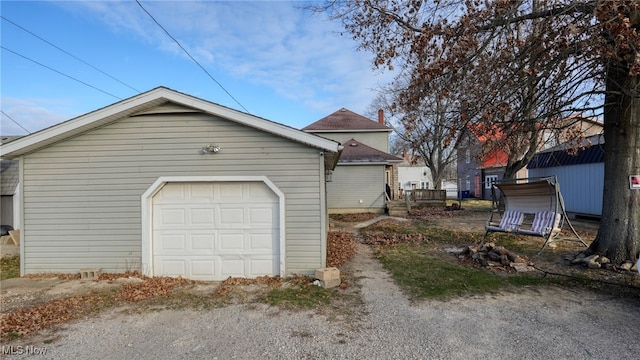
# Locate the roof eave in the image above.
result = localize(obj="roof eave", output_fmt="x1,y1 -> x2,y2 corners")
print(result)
305,128 -> 392,133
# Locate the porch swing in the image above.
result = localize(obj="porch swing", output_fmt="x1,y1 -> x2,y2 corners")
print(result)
483,176 -> 588,254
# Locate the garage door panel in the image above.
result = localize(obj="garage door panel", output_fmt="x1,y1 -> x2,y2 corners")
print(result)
190,208 -> 215,225
219,183 -> 244,200
156,259 -> 186,277
219,208 -> 245,226
250,232 -> 275,250
157,208 -> 186,225
153,182 -> 279,280
190,260 -> 216,279
190,183 -> 215,199
191,234 -> 216,251
220,258 -> 245,277
154,232 -> 216,254
219,231 -> 245,251
157,184 -> 186,201
158,233 -> 186,251
249,207 -> 274,225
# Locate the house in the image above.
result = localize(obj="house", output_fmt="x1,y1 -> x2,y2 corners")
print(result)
395,151 -> 458,199
458,116 -> 603,199
395,151 -> 432,198
540,115 -> 604,151
0,87 -> 341,280
303,108 -> 402,213
0,136 -> 21,230
457,124 -> 515,199
528,134 -> 604,217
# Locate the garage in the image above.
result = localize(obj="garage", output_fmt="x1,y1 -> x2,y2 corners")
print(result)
152,181 -> 280,281
2,87 -> 341,277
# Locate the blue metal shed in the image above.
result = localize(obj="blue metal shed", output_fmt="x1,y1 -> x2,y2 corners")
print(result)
527,135 -> 604,217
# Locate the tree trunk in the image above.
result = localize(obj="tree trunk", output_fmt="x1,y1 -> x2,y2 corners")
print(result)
587,66 -> 640,264
432,168 -> 443,190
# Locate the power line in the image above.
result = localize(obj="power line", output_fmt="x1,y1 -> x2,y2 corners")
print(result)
1,46 -> 122,100
1,16 -> 141,94
135,0 -> 250,113
1,110 -> 32,134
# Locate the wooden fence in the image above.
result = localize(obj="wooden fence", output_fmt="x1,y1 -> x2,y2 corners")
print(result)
404,189 -> 447,211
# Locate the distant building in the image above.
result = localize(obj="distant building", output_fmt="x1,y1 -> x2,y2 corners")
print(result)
457,115 -> 603,200
303,108 -> 402,213
395,151 -> 457,199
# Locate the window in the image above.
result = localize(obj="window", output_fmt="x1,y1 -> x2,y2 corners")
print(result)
465,149 -> 470,163
485,175 -> 498,189
421,181 -> 429,189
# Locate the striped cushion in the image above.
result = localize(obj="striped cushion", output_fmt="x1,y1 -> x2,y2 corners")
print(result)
499,210 -> 524,231
530,211 -> 559,234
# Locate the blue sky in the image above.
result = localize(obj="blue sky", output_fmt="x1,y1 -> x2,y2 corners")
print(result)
1,1 -> 394,135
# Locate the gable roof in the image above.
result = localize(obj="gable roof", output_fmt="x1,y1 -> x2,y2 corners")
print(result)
480,149 -> 509,169
528,134 -> 605,169
338,138 -> 403,165
466,123 -> 505,143
0,87 -> 342,168
302,108 -> 391,132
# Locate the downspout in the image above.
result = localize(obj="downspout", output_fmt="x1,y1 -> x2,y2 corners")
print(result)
18,156 -> 24,276
319,151 -> 327,268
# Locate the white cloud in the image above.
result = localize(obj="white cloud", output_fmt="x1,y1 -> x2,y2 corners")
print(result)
62,1 -> 394,116
0,97 -> 71,135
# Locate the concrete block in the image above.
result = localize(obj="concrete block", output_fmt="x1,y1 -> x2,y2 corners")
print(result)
320,279 -> 341,289
79,268 -> 101,280
315,267 -> 340,281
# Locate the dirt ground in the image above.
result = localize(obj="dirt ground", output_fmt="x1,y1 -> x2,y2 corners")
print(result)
2,210 -> 639,359
0,207 -> 635,324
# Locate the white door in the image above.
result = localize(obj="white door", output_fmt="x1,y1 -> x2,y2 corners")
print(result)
152,182 -> 279,280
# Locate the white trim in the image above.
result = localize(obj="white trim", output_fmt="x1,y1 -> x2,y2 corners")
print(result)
1,87 -> 340,158
141,175 -> 286,278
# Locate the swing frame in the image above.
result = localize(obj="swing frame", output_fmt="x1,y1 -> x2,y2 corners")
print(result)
483,176 -> 588,254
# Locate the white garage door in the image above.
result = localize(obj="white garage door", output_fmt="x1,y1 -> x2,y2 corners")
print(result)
152,182 -> 279,281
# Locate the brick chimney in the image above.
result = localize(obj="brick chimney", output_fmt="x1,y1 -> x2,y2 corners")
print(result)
378,109 -> 384,125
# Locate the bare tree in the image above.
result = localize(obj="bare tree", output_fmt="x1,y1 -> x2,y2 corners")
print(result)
396,78 -> 465,189
312,0 -> 640,264
366,75 -> 463,189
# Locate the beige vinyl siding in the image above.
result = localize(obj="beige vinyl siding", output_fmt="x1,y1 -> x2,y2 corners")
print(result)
314,132 -> 390,153
326,164 -> 386,212
21,109 -> 324,275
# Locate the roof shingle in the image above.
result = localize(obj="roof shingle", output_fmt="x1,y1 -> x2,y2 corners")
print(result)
303,108 -> 391,131
338,139 -> 403,164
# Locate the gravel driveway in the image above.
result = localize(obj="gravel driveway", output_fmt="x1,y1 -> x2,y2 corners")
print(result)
5,243 -> 640,360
